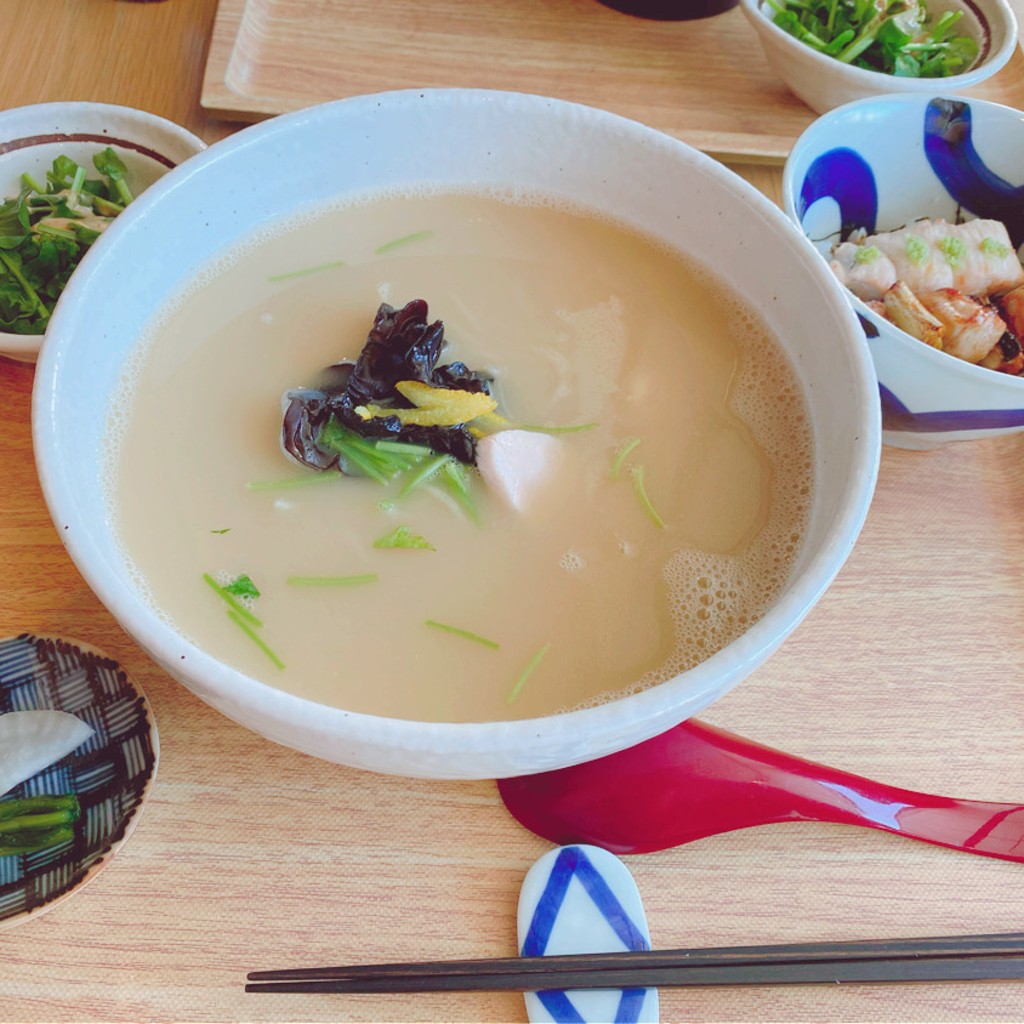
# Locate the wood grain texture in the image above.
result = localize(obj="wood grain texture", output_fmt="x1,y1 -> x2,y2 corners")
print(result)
200,0 -> 1024,160
2,1 -> 1024,1021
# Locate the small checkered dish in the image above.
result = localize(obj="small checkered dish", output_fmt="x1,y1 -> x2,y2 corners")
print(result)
0,634 -> 158,929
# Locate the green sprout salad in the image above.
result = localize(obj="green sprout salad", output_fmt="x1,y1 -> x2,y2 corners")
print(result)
767,0 -> 979,77
0,147 -> 134,335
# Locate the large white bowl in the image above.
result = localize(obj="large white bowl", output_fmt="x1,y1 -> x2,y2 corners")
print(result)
33,90 -> 880,779
741,0 -> 1018,114
0,102 -> 205,363
783,92 -> 1024,449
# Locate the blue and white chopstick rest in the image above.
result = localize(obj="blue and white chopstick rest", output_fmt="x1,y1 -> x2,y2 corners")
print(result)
517,844 -> 659,1024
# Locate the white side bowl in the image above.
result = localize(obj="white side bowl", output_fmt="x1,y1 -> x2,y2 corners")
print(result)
0,102 -> 206,364
33,90 -> 881,779
783,92 -> 1024,449
741,0 -> 1019,114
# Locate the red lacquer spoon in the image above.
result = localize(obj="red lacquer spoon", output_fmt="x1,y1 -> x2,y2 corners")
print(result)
497,720 -> 1024,861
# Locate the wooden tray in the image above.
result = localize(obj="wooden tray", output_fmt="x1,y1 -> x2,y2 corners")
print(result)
200,0 -> 1024,161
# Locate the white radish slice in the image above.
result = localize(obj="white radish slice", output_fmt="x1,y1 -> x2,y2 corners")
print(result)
0,711 -> 95,797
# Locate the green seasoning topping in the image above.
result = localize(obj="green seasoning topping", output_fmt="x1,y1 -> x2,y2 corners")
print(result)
631,464 -> 666,529
268,259 -> 346,282
226,609 -> 285,671
245,473 -> 342,491
363,448 -> 480,520
222,573 -> 260,600
374,525 -> 435,550
210,527 -> 232,534
0,793 -> 80,857
202,572 -> 262,627
607,437 -> 667,528
424,619 -> 500,649
904,235 -> 929,265
852,245 -> 882,265
374,230 -> 433,255
398,453 -> 452,498
610,437 -> 641,479
514,422 -> 599,435
507,643 -> 552,704
980,236 -> 1011,259
286,574 -> 378,587
939,235 -> 967,267
285,412 -> 480,521
375,440 -> 434,457
439,459 -> 479,523
203,572 -> 284,668
319,418 -> 431,485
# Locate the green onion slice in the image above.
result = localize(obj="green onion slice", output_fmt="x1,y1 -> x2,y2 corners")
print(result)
202,572 -> 262,627
424,619 -> 500,649
631,464 -> 666,529
610,436 -> 641,479
226,609 -> 285,670
268,259 -> 347,282
374,230 -> 433,254
507,643 -> 552,704
286,574 -> 379,587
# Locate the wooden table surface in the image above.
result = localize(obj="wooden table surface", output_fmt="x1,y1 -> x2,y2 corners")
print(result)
2,2 -> 1024,1022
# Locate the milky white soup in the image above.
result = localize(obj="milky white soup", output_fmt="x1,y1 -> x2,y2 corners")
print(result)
107,189 -> 813,723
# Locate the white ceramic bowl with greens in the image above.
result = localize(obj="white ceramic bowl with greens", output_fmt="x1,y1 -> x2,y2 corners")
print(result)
32,90 -> 880,779
0,101 -> 205,363
741,0 -> 1019,113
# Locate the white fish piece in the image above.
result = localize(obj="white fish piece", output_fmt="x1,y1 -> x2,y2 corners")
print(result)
476,429 -> 563,514
862,218 -> 1024,298
0,710 -> 95,797
862,222 -> 955,294
946,219 -> 1024,297
829,241 -> 897,300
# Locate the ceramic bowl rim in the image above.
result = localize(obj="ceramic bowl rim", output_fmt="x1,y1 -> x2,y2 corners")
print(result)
32,88 -> 882,776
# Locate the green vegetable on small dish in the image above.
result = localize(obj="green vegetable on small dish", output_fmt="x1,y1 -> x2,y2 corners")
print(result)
0,147 -> 134,336
766,0 -> 979,77
0,793 -> 80,857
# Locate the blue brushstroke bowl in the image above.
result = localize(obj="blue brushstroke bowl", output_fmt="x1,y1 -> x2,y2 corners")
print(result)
783,93 -> 1024,449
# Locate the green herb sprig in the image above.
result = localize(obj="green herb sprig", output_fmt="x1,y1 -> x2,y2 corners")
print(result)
318,418 -> 480,521
609,437 -> 667,529
424,619 -> 500,649
374,525 -> 435,550
319,418 -> 430,485
203,572 -> 284,669
507,643 -> 551,704
287,574 -> 378,587
631,464 -> 666,530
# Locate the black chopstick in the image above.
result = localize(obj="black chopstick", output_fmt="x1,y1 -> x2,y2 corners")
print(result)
246,955 -> 1024,993
246,932 -> 1024,994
